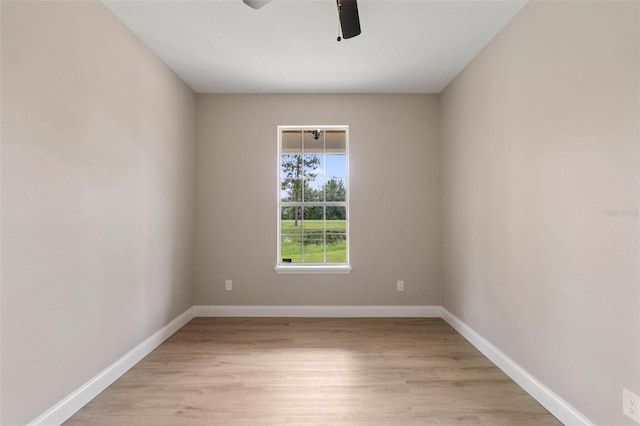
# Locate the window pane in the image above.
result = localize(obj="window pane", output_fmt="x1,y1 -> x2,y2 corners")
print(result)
303,130 -> 324,153
281,207 -> 303,233
303,154 -> 324,178
325,155 -> 346,178
326,207 -> 346,233
282,131 -> 302,153
325,178 -> 346,202
281,155 -> 303,179
303,207 -> 324,235
325,130 -> 346,153
303,179 -> 324,202
326,234 -> 347,263
281,235 -> 302,263
281,179 -> 302,202
303,235 -> 324,263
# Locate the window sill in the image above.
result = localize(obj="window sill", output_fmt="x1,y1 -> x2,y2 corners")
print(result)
274,265 -> 352,274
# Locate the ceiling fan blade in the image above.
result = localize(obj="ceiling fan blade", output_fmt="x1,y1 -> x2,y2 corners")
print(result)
243,0 -> 271,9
337,0 -> 361,39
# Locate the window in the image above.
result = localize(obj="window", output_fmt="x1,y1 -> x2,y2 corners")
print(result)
276,126 -> 351,274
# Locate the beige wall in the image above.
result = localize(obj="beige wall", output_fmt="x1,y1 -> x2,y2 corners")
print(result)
441,1 -> 639,424
195,95 -> 441,306
0,1 -> 196,424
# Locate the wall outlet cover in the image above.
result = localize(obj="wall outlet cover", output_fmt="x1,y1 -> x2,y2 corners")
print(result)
624,388 -> 640,423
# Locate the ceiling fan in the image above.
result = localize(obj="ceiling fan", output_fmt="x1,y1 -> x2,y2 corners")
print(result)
242,0 -> 362,41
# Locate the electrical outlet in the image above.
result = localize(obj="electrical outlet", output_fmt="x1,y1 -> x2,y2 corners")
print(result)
225,280 -> 232,291
396,280 -> 404,292
624,389 -> 640,423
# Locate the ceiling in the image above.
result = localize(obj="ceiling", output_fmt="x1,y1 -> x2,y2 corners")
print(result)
102,0 -> 526,94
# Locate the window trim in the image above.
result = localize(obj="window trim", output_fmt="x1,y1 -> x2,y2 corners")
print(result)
274,265 -> 352,274
275,125 -> 351,274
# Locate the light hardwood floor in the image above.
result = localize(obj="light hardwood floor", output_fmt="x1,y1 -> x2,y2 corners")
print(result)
65,318 -> 560,425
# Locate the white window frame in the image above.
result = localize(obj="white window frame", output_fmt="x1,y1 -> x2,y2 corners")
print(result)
275,125 -> 351,274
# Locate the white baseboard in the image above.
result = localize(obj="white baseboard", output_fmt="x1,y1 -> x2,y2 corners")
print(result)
29,306 -> 195,426
30,305 -> 592,426
440,308 -> 593,426
193,304 -> 442,318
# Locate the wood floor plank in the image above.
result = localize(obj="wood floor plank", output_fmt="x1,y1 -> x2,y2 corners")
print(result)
65,318 -> 560,425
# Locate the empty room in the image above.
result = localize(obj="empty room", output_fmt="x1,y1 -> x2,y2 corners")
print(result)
1,0 -> 638,425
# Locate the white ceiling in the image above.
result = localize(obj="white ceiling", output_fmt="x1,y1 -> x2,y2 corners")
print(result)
102,0 -> 526,94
